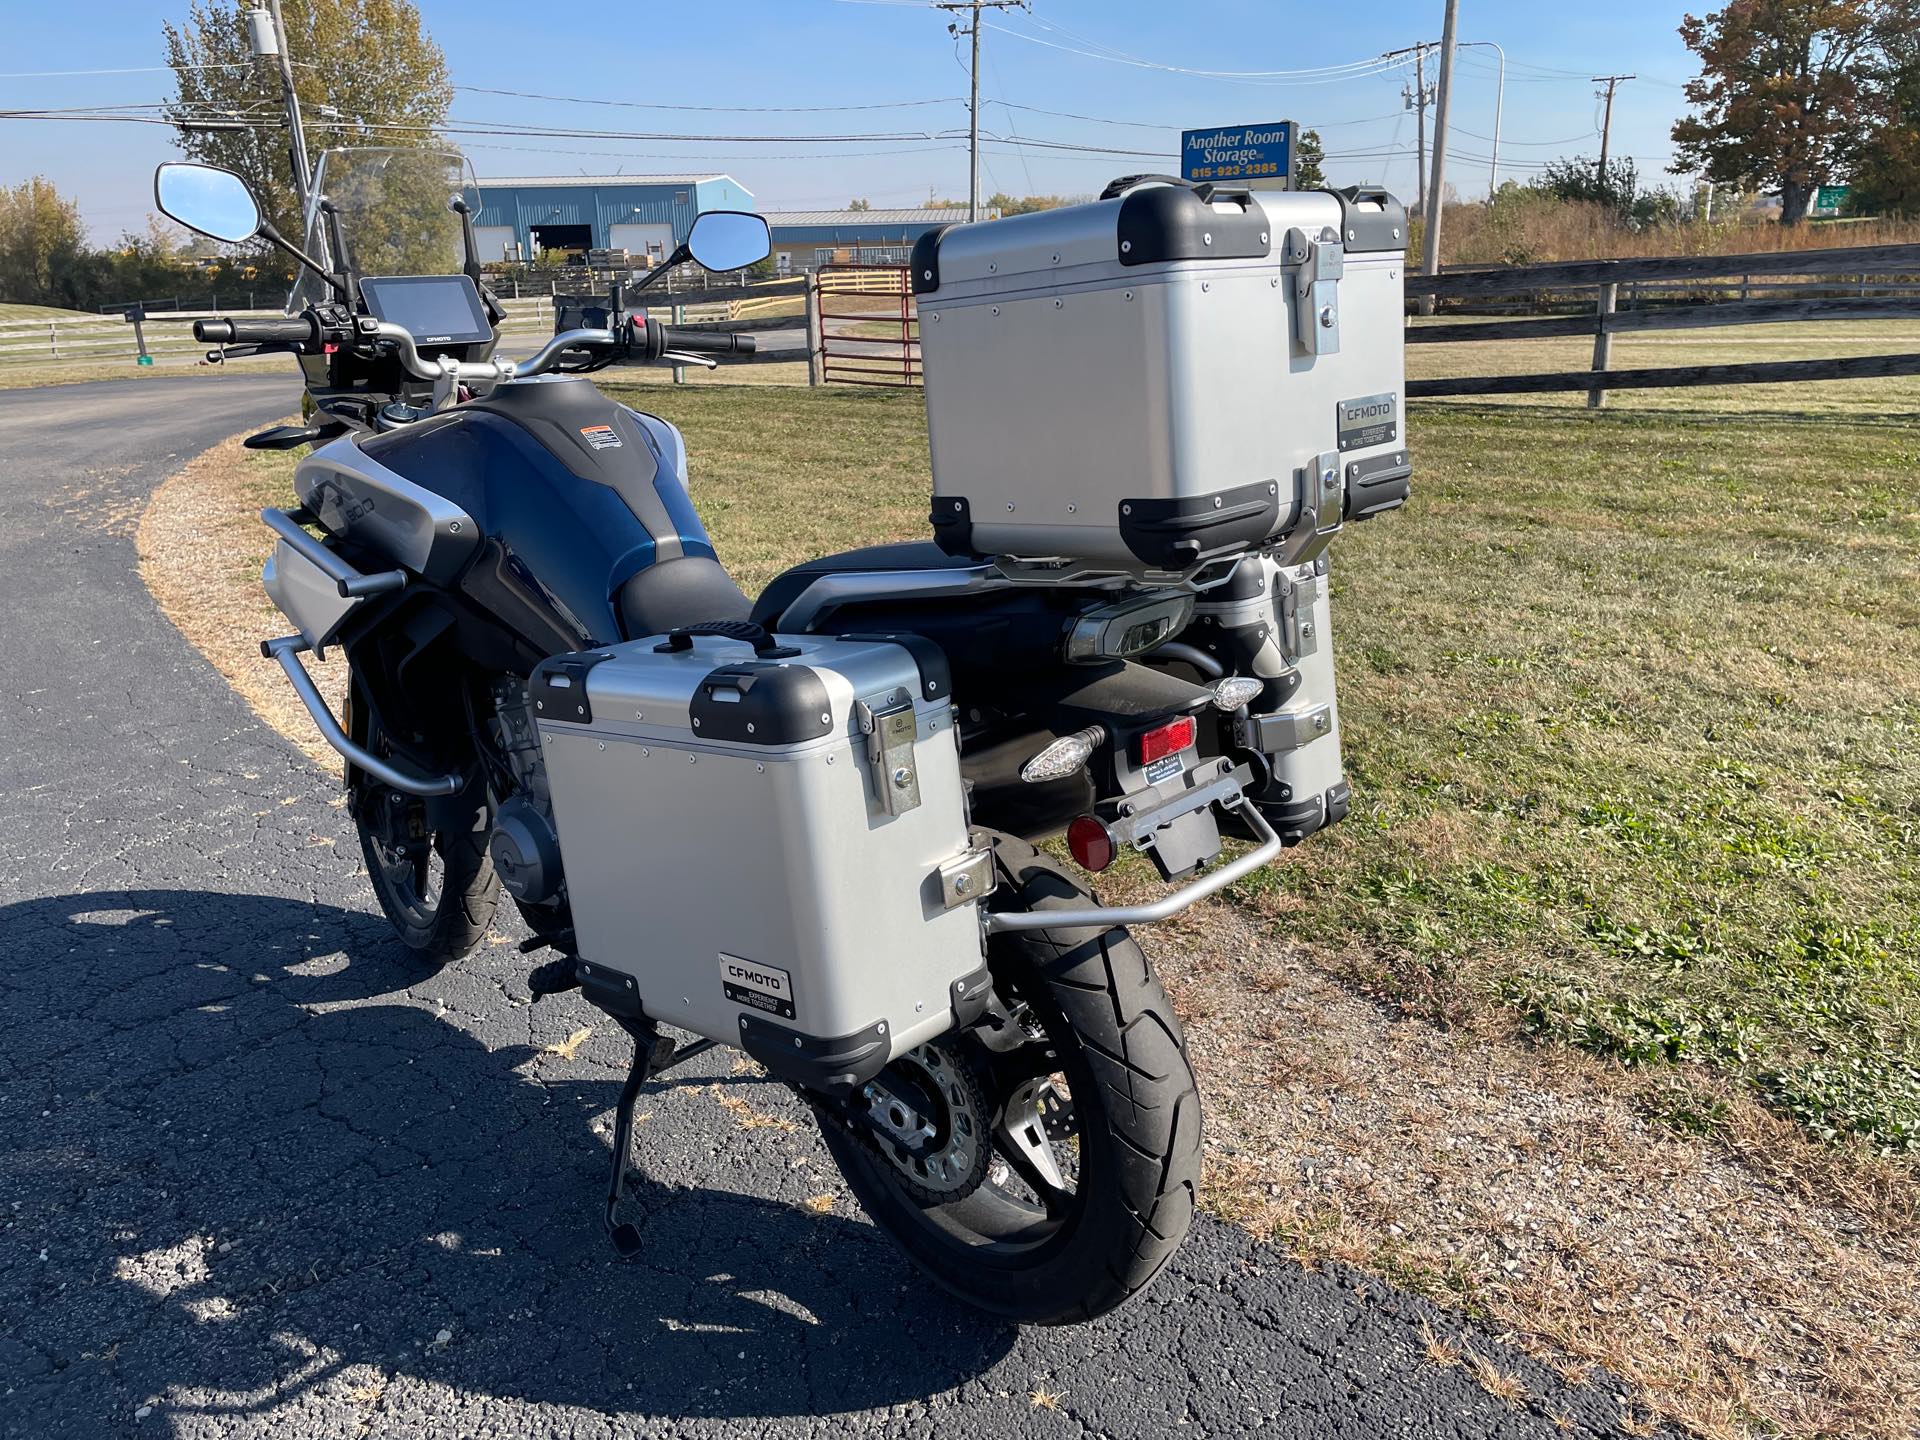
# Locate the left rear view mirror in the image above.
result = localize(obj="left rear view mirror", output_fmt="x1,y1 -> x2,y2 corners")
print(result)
154,162 -> 263,245
686,210 -> 770,273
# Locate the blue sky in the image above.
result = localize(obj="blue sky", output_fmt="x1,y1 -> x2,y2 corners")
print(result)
4,1 -> 1707,240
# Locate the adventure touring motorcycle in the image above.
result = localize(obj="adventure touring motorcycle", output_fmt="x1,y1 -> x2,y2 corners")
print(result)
152,149 -> 1409,1324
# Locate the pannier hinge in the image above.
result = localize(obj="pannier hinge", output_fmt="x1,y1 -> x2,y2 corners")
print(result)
1284,226 -> 1344,357
854,692 -> 921,817
937,836 -> 996,910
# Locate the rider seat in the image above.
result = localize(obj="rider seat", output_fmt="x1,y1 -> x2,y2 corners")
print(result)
749,541 -> 977,631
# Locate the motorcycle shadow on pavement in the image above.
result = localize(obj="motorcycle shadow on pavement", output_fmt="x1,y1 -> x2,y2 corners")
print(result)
2,889 -> 1019,1429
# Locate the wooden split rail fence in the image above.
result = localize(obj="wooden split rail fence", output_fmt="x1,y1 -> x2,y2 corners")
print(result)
1410,243 -> 1920,405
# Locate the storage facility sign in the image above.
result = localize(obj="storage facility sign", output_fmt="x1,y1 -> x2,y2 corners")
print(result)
1181,121 -> 1295,189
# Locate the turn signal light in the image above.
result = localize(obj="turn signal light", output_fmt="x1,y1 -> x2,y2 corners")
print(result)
1067,815 -> 1117,873
1136,715 -> 1196,766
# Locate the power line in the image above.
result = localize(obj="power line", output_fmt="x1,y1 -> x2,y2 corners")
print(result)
453,84 -> 964,114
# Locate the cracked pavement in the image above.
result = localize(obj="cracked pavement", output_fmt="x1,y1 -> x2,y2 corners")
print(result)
0,377 -> 1650,1438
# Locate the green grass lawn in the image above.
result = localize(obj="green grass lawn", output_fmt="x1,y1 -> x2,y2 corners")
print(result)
0,302 -> 95,322
598,378 -> 1920,1158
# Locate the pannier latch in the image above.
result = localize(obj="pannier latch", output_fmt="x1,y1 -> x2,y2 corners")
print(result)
854,692 -> 921,817
1284,226 -> 1343,357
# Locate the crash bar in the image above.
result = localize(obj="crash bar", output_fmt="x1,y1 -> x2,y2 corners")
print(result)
261,508 -> 407,599
983,803 -> 1284,934
260,634 -> 467,797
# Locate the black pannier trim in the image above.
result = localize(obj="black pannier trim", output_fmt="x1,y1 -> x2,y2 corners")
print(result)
1116,477 -> 1286,569
1325,186 -> 1407,254
929,494 -> 975,557
1116,183 -> 1271,267
833,632 -> 954,702
1344,452 -> 1413,521
909,224 -> 953,295
736,1013 -> 890,1098
530,649 -> 615,724
688,661 -> 834,746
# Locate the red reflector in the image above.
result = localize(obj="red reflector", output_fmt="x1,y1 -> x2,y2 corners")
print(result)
1137,715 -> 1196,766
1067,815 -> 1116,873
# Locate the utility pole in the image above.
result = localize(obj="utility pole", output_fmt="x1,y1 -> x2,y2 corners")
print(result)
247,2 -> 312,216
1592,73 -> 1634,193
935,0 -> 1025,223
1419,0 -> 1461,317
1383,42 -> 1436,217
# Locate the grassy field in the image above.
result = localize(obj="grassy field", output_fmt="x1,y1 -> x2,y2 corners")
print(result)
0,302 -> 94,322
588,369 -> 1920,1162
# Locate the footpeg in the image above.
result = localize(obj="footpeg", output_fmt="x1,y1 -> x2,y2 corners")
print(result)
526,955 -> 580,1000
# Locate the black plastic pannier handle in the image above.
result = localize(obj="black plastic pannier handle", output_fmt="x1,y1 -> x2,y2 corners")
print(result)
653,618 -> 800,659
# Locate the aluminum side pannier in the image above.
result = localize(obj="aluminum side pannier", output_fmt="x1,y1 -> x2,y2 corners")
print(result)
531,625 -> 990,1096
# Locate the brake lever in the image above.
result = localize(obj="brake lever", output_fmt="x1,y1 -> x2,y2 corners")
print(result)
660,351 -> 719,370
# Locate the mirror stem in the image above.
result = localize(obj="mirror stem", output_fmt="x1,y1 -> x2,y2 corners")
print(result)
256,219 -> 337,293
628,244 -> 691,294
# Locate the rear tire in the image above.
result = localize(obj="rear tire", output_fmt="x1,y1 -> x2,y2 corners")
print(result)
351,699 -> 498,965
821,836 -> 1202,1325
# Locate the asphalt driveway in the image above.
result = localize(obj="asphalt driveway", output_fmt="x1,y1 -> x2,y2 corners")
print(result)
0,376 -> 1640,1438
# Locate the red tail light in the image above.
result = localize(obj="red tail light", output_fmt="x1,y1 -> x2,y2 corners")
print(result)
1067,815 -> 1117,873
1136,715 -> 1196,766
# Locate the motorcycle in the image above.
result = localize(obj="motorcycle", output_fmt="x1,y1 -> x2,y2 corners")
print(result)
150,149 -> 1408,1325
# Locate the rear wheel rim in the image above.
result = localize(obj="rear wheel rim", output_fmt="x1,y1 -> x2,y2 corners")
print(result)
848,998 -> 1088,1261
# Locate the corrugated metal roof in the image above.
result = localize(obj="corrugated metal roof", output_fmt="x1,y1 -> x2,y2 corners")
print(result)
477,174 -> 725,187
763,208 -> 991,226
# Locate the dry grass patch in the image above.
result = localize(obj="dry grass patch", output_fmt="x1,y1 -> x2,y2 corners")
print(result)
137,428 -> 341,771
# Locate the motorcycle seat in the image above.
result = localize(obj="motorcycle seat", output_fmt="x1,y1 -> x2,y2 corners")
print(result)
616,555 -> 751,640
750,541 -> 977,630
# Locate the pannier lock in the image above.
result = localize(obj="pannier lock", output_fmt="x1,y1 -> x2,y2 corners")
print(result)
1284,226 -> 1343,357
854,693 -> 921,817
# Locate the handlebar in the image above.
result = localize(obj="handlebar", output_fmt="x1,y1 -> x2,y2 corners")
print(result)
193,316 -> 317,347
651,325 -> 757,357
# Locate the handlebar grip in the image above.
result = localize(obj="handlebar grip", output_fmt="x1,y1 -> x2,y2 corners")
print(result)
193,316 -> 316,346
656,326 -> 756,356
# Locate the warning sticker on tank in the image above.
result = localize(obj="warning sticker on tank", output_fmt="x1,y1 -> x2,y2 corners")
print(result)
1336,393 -> 1398,451
579,424 -> 623,450
719,954 -> 796,1019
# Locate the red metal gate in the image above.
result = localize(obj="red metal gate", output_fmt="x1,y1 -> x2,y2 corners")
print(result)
814,265 -> 920,387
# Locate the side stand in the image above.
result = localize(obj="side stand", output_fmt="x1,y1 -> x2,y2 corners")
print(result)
602,1016 -> 721,1258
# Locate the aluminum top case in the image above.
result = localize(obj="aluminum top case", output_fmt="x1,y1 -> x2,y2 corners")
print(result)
530,625 -> 991,1096
913,182 -> 1411,578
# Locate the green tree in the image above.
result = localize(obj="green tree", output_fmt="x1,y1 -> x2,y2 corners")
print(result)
1851,20 -> 1920,211
1670,0 -> 1912,223
1294,128 -> 1327,189
0,178 -> 86,306
1540,153 -> 1641,215
847,198 -> 872,211
162,0 -> 452,241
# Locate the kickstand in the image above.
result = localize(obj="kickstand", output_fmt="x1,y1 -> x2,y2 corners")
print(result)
605,1018 -> 669,1257
602,1018 -> 713,1258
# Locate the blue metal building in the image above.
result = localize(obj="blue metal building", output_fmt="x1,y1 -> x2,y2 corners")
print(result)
762,208 -> 998,274
471,175 -> 757,264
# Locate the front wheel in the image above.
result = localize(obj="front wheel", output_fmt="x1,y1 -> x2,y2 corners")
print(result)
350,693 -> 498,965
820,836 -> 1202,1325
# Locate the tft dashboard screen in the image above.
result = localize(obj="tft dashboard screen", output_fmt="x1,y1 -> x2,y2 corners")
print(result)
359,274 -> 492,346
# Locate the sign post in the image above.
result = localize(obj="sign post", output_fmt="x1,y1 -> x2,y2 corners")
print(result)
1180,122 -> 1295,190
1812,184 -> 1851,218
